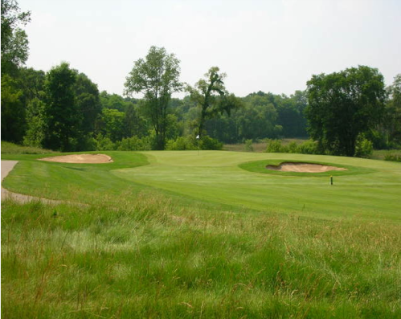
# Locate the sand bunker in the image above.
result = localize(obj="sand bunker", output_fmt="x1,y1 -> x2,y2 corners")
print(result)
39,154 -> 113,164
266,162 -> 346,173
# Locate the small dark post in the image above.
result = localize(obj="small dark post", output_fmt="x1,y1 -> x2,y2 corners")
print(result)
330,175 -> 333,185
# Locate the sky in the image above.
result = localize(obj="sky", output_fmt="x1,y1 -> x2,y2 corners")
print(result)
19,0 -> 401,98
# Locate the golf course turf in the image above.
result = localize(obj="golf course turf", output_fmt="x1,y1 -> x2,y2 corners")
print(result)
2,149 -> 401,318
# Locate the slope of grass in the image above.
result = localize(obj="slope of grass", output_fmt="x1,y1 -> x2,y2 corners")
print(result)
1,141 -> 54,154
1,151 -> 149,203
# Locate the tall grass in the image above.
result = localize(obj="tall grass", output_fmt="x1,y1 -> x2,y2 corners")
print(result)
1,141 -> 54,154
2,194 -> 400,318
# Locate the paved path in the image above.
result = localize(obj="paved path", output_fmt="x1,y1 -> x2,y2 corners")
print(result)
1,160 -> 63,204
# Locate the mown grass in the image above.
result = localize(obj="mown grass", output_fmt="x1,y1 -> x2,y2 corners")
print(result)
2,196 -> 401,319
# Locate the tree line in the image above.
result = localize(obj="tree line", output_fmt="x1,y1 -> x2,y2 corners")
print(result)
2,0 -> 400,156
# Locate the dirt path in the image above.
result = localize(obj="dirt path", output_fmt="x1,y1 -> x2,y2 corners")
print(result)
1,160 -> 64,204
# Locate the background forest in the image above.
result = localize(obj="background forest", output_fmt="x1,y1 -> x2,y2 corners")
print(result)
2,0 -> 401,156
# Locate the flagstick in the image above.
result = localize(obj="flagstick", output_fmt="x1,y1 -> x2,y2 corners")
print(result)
196,135 -> 200,156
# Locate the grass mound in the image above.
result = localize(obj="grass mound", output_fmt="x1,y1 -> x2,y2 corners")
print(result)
239,159 -> 376,177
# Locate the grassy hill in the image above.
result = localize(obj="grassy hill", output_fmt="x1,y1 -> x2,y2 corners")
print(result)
2,148 -> 401,318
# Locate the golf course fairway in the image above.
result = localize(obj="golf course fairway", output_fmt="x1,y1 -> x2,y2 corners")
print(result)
3,150 -> 401,222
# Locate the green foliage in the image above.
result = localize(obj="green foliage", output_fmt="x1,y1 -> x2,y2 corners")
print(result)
42,62 -> 79,151
384,74 -> 401,147
124,103 -> 147,138
287,141 -> 298,153
98,108 -> 125,142
94,134 -> 116,151
166,136 -> 222,151
306,65 -> 386,156
355,134 -> 373,158
266,139 -> 320,155
199,136 -> 223,150
118,136 -> 152,151
244,139 -> 254,152
1,0 -> 30,75
166,136 -> 197,150
1,74 -> 26,143
124,46 -> 182,150
187,67 -> 242,139
297,140 -> 318,154
23,97 -> 46,147
74,72 -> 101,135
266,139 -> 284,153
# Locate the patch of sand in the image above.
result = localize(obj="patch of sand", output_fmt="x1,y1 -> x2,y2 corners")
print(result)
39,154 -> 113,164
266,162 -> 347,173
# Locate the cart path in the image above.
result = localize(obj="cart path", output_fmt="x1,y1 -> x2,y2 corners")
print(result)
2,160 -> 64,204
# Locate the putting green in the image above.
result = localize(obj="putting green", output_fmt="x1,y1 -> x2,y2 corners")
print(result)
113,151 -> 401,221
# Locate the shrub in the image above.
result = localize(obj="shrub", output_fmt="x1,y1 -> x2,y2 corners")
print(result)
166,136 -> 196,150
200,136 -> 223,150
244,139 -> 254,152
355,134 -> 373,158
288,141 -> 298,153
266,140 -> 284,153
297,140 -> 319,154
118,136 -> 152,151
95,135 -> 116,151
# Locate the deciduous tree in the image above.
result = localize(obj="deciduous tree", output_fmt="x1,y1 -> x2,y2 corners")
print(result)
42,62 -> 79,151
306,66 -> 386,156
187,67 -> 241,138
124,46 -> 182,150
1,0 -> 30,75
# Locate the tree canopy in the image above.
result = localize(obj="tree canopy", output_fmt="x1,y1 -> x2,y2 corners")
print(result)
305,66 -> 386,156
124,46 -> 182,150
1,0 -> 30,75
187,67 -> 242,138
42,62 -> 79,151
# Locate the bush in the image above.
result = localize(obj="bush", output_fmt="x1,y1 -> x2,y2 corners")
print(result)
166,136 -> 196,150
95,135 -> 116,151
297,140 -> 319,154
266,140 -> 284,153
118,136 -> 152,151
355,135 -> 373,158
288,142 -> 298,153
244,139 -> 254,152
200,136 -> 223,150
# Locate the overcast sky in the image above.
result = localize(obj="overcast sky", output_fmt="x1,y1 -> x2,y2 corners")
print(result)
19,0 -> 401,98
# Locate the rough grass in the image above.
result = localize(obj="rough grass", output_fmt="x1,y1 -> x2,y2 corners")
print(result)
371,149 -> 401,161
1,141 -> 54,154
2,196 -> 401,319
224,139 -> 308,153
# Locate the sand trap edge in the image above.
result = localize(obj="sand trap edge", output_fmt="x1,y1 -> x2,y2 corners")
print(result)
266,162 -> 347,173
38,154 -> 113,164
